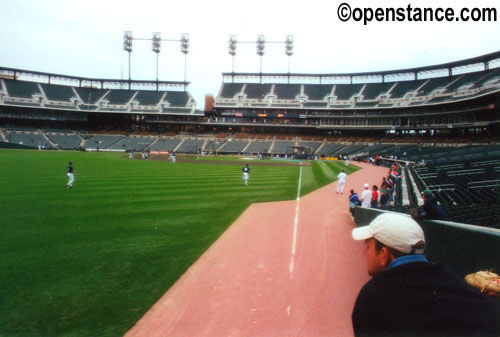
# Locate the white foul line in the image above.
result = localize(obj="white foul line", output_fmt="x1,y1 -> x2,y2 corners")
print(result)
289,165 -> 303,280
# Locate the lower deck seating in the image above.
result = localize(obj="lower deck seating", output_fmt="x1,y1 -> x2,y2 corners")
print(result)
48,134 -> 81,150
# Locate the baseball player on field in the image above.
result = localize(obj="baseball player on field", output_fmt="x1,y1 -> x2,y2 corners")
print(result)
67,161 -> 75,189
242,164 -> 250,185
337,169 -> 347,194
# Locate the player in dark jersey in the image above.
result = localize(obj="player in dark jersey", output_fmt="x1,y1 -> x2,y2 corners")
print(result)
67,161 -> 75,188
242,164 -> 250,185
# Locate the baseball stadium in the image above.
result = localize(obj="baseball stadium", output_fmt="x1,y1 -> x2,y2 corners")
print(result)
1,5 -> 500,337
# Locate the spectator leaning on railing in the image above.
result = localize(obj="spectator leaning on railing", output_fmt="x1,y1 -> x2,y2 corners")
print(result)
410,189 -> 450,221
351,213 -> 499,337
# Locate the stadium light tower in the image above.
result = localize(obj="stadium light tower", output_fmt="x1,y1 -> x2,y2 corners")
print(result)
122,31 -> 190,91
181,34 -> 190,90
152,32 -> 161,83
228,35 -> 237,74
123,31 -> 133,88
285,35 -> 294,84
285,35 -> 294,73
257,35 -> 265,74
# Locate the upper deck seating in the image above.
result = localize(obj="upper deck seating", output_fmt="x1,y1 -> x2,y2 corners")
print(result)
164,91 -> 189,107
361,82 -> 394,100
4,79 -> 41,98
304,84 -> 333,100
445,71 -> 484,92
134,91 -> 165,106
244,84 -> 272,99
74,88 -> 108,104
220,83 -> 244,98
416,76 -> 454,96
333,84 -> 363,100
389,79 -> 426,98
273,84 -> 301,100
104,90 -> 135,105
40,84 -> 75,102
476,68 -> 500,86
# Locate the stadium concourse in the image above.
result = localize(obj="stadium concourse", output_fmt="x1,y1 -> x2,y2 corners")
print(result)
125,162 -> 387,337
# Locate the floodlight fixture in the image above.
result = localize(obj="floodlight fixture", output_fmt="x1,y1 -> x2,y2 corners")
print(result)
152,32 -> 162,83
123,31 -> 133,87
152,32 -> 161,53
181,34 -> 190,55
228,35 -> 237,74
256,35 -> 265,56
285,35 -> 294,78
120,31 -> 192,90
285,35 -> 294,56
123,31 -> 133,52
228,35 -> 237,56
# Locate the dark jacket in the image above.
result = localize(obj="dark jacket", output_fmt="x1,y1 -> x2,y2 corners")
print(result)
423,196 -> 450,221
352,262 -> 500,337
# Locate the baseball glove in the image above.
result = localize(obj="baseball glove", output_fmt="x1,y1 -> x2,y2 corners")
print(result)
465,270 -> 500,297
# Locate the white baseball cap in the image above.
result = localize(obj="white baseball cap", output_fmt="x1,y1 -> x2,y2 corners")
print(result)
364,183 -> 369,188
352,213 -> 425,254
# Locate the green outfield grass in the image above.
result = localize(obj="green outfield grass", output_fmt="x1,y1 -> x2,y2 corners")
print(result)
0,150 -> 359,336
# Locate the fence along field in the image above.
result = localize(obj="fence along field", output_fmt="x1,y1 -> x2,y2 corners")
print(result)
0,149 -> 358,336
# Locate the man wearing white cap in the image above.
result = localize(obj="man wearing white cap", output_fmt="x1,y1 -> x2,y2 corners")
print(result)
351,213 -> 499,336
360,183 -> 371,208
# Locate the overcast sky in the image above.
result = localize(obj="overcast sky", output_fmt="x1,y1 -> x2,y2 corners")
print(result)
1,0 -> 499,107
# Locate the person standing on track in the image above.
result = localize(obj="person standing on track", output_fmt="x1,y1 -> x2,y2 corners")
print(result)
360,183 -> 372,208
370,185 -> 379,208
337,170 -> 347,194
242,164 -> 250,185
67,161 -> 75,189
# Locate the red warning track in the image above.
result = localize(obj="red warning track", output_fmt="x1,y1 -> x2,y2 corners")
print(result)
126,162 -> 389,337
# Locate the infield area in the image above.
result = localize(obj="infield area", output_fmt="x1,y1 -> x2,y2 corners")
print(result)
0,149 -> 358,336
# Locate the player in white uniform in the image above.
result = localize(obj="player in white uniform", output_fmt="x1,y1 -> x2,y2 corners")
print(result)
337,170 -> 347,194
242,164 -> 250,185
67,161 -> 75,189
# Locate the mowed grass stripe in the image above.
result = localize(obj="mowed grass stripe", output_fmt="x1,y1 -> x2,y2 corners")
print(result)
0,150 -> 354,336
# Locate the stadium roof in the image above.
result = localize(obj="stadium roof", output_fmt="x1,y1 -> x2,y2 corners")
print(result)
0,66 -> 189,91
223,50 -> 500,83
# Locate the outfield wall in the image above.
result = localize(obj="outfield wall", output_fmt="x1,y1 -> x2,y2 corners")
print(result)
0,141 -> 36,150
353,207 -> 500,277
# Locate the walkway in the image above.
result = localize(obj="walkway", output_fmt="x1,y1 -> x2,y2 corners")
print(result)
126,162 -> 389,337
